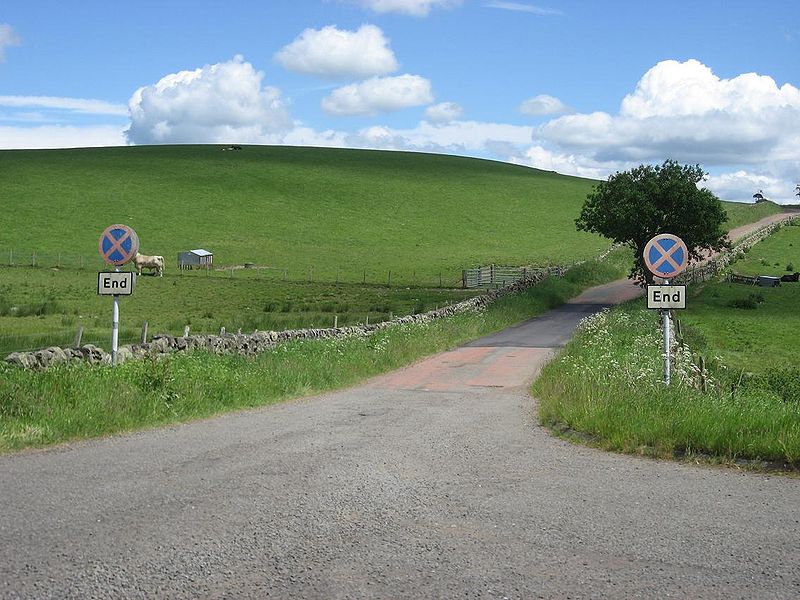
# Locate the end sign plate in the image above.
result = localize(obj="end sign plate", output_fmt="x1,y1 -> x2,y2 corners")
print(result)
647,285 -> 686,309
98,272 -> 136,296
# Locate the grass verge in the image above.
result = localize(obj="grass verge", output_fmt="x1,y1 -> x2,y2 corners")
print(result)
0,254 -> 629,453
534,301 -> 800,468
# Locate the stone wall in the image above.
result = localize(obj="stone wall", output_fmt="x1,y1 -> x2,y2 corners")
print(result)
4,275 -> 547,370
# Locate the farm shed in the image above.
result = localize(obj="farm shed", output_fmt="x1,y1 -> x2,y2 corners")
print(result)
178,249 -> 213,270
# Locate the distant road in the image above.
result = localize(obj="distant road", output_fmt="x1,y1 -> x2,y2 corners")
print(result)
1,213 -> 798,599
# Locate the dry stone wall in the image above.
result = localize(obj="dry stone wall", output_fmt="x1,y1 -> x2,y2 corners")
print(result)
4,276 -> 546,370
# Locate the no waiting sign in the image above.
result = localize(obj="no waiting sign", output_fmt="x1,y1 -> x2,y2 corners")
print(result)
98,224 -> 139,267
643,233 -> 688,279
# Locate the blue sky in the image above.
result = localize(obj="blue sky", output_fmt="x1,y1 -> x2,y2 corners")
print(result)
2,0 -> 799,202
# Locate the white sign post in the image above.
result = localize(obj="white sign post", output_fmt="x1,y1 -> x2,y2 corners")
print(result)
644,234 -> 689,386
98,224 -> 139,365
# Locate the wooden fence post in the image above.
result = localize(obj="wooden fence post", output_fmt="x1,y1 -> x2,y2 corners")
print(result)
699,355 -> 707,393
73,326 -> 84,348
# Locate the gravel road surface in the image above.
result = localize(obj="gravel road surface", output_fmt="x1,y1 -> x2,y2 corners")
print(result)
1,214 -> 798,599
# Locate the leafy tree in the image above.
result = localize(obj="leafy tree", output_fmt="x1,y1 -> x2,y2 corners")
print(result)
576,160 -> 729,285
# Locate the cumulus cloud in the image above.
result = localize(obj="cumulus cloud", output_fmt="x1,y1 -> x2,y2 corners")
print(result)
274,25 -> 398,79
322,74 -> 433,116
348,0 -> 462,16
126,56 -> 292,144
535,59 -> 800,166
522,59 -> 800,202
0,24 -> 20,61
520,94 -> 571,116
424,101 -> 463,123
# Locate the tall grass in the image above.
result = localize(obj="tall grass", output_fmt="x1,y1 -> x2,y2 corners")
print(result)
0,256 -> 628,453
534,303 -> 800,466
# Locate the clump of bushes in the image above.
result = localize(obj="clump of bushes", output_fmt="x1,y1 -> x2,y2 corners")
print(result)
728,292 -> 765,310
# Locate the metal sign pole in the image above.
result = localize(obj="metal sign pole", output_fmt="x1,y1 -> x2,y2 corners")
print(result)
112,266 -> 120,365
98,224 -> 139,367
662,278 -> 671,386
644,233 -> 689,387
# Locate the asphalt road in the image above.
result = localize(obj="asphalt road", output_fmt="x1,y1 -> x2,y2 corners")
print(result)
1,216 -> 799,599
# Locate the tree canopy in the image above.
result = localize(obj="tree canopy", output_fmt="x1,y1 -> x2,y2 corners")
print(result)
576,160 -> 728,285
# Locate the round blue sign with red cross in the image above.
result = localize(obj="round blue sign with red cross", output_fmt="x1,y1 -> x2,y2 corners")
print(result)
98,224 -> 139,266
644,233 -> 689,279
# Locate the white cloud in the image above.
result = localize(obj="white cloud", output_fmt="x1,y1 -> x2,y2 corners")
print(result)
322,74 -> 433,116
508,145 -> 619,179
274,25 -> 398,79
520,94 -> 571,116
349,0 -> 461,16
281,119 -> 532,157
0,95 -> 128,116
126,56 -> 292,144
523,59 -> 800,202
620,59 -> 800,119
0,24 -> 21,61
705,171 -> 798,204
424,101 -> 463,123
0,125 -> 126,149
536,59 -> 800,166
485,2 -> 562,15
337,119 -> 532,154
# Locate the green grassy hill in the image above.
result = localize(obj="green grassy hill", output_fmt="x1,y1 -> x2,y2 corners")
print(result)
1,145 -> 780,277
0,145 -> 783,354
2,145 -> 609,277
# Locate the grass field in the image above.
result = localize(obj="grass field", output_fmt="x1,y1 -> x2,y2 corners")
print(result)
0,266 -> 480,355
0,145 -> 781,355
0,257 -> 630,453
534,222 -> 800,467
723,200 -> 782,230
1,145 -> 613,279
1,145 -> 778,279
727,220 -> 800,277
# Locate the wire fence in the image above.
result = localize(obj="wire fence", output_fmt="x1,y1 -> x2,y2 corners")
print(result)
0,248 -> 471,288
